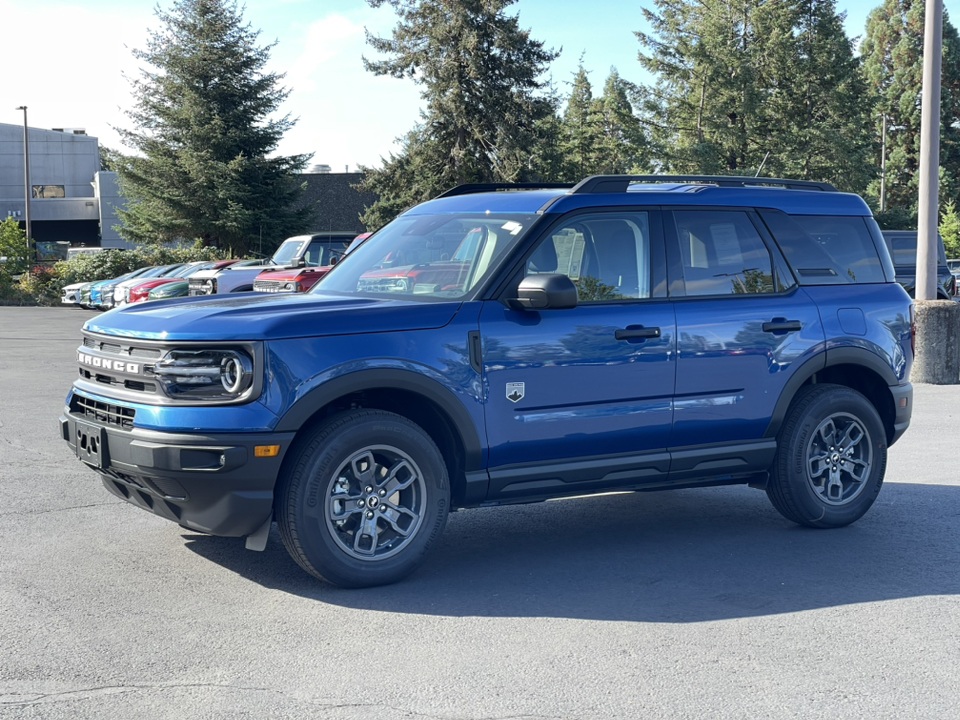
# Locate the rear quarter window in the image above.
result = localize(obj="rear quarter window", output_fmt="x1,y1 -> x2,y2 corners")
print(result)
759,211 -> 886,285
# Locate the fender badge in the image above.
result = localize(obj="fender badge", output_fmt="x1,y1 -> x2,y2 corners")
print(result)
506,382 -> 525,403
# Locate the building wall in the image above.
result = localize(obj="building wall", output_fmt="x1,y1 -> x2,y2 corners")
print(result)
0,122 -> 101,244
92,172 -> 133,249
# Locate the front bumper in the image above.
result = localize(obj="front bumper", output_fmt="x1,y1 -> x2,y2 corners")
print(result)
60,410 -> 295,537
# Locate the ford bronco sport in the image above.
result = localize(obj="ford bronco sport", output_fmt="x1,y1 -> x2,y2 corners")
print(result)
61,175 -> 914,588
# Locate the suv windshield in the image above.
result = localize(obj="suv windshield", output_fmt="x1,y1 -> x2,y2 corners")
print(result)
312,213 -> 538,300
271,239 -> 306,266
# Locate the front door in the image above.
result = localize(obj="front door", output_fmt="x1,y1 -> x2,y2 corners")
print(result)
479,210 -> 677,501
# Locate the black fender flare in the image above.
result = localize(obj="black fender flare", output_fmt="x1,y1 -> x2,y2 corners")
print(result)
764,347 -> 899,439
273,368 -> 485,472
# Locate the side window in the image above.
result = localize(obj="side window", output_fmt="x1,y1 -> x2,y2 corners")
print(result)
759,211 -> 885,285
527,213 -> 651,302
672,210 -> 776,296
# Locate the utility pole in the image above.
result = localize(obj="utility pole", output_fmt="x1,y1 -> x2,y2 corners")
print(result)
880,114 -> 887,213
910,0 -> 958,386
15,105 -> 32,260
915,0 -> 942,302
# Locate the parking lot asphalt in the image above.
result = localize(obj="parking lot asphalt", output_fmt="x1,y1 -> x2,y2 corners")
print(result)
2,306 -> 959,720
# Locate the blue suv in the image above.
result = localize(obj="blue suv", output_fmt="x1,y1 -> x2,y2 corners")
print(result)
61,175 -> 914,587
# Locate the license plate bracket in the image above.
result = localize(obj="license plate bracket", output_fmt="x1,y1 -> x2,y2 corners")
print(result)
75,420 -> 108,469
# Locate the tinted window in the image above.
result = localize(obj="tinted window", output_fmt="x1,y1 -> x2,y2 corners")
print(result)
528,213 -> 652,302
887,233 -> 948,266
304,240 -> 349,267
672,210 -> 776,296
759,212 -> 885,285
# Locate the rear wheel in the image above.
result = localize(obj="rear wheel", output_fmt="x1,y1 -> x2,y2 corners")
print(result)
767,384 -> 886,528
277,410 -> 450,587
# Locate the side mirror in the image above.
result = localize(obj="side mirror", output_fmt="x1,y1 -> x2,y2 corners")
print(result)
510,274 -> 578,310
296,256 -> 307,268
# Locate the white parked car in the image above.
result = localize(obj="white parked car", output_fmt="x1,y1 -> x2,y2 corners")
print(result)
61,282 -> 89,306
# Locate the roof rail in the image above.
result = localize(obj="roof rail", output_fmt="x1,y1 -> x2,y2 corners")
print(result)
570,175 -> 838,194
436,182 -> 574,198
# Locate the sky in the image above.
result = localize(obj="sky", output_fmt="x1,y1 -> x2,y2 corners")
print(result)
1,0 -> 893,172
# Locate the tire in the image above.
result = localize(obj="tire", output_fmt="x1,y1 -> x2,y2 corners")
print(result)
276,410 -> 450,588
767,384 -> 887,529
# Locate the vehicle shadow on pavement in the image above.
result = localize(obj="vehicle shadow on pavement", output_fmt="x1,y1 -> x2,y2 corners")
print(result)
183,480 -> 960,623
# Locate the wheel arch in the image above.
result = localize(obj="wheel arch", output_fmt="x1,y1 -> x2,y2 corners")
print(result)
766,349 -> 898,445
274,369 -> 485,507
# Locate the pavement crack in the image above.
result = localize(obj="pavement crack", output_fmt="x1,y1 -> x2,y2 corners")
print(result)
0,501 -> 119,519
0,685 -> 564,719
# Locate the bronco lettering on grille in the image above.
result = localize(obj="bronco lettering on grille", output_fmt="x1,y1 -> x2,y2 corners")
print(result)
78,352 -> 140,375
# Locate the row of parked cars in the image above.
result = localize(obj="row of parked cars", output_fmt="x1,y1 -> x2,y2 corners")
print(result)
61,232 -> 368,310
62,228 -> 960,312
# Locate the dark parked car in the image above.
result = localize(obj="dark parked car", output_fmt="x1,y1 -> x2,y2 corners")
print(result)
62,175 -> 914,588
881,230 -> 955,299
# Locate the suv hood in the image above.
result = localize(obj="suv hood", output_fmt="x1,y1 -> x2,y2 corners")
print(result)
83,291 -> 462,341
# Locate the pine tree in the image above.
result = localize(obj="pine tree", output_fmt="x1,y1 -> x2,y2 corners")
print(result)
637,0 -> 767,174
593,70 -> 650,175
636,0 -> 874,189
359,0 -> 559,227
560,64 -> 599,181
751,0 -> 875,192
861,0 -> 960,213
116,0 -> 311,255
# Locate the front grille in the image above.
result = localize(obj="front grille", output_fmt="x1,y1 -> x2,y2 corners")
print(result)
71,393 -> 136,430
189,277 -> 217,296
84,337 -> 161,359
253,279 -> 290,293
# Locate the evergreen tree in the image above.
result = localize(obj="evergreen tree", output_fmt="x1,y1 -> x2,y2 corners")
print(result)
116,0 -> 311,255
593,70 -> 650,175
360,0 -> 559,227
636,0 -> 874,190
940,200 -> 960,257
561,64 -> 599,180
751,0 -> 875,192
637,0 -> 766,174
861,0 -> 960,213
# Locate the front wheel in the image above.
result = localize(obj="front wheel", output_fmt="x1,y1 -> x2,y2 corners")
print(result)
767,384 -> 887,528
277,410 -> 450,587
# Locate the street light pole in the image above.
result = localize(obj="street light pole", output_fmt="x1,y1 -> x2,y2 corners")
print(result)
915,0 -> 942,302
15,105 -> 32,260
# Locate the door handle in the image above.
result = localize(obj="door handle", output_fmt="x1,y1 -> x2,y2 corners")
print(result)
762,320 -> 803,334
615,326 -> 661,341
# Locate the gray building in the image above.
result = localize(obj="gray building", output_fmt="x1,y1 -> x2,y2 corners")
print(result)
1,121 -> 377,251
0,122 -> 125,248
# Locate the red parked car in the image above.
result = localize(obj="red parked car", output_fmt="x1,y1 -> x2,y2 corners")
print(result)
252,233 -> 370,294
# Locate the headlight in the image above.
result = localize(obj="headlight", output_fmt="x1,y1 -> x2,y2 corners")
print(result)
394,277 -> 411,292
152,349 -> 254,400
283,282 -> 297,291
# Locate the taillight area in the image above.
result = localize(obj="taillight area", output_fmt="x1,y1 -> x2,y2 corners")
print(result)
910,303 -> 916,356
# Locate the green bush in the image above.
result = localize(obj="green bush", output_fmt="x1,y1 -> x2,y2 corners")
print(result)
0,217 -> 30,277
0,242 -> 233,306
941,202 -> 960,258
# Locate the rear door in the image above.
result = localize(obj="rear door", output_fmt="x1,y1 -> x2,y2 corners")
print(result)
666,208 -> 825,479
